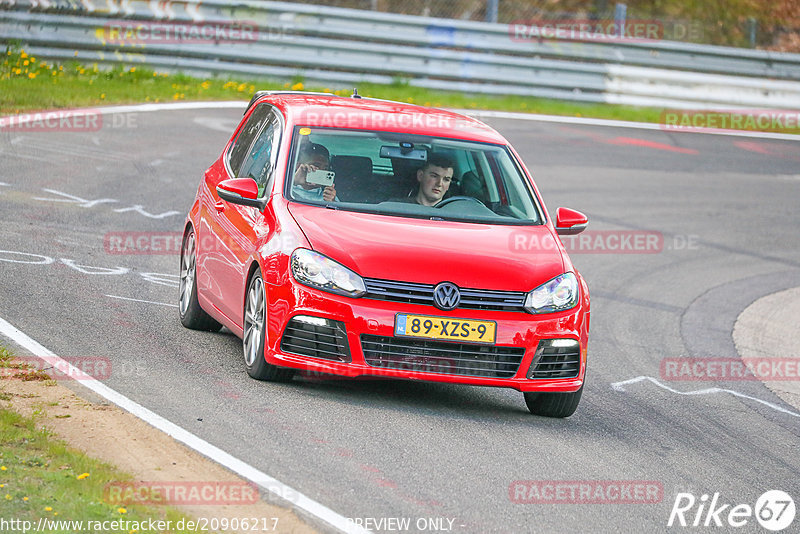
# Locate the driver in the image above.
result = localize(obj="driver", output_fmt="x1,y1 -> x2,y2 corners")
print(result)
398,153 -> 455,206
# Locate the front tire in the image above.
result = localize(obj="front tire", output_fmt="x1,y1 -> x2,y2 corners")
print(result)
524,385 -> 583,418
179,228 -> 222,331
242,269 -> 295,382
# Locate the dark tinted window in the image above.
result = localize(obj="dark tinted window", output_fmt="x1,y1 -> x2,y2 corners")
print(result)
238,117 -> 280,197
227,104 -> 272,176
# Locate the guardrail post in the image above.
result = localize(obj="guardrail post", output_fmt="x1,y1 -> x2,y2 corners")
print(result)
747,17 -> 757,48
486,0 -> 498,23
614,2 -> 627,38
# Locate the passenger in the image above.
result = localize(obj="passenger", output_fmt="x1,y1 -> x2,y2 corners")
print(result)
292,142 -> 337,202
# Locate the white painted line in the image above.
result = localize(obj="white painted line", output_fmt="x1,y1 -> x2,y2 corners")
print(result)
106,295 -> 179,308
0,315 -> 370,534
452,109 -> 800,142
611,375 -> 800,418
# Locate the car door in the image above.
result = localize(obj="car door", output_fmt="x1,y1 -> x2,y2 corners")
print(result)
197,104 -> 281,325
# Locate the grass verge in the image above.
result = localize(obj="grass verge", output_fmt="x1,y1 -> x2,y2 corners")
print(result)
0,47 -> 665,122
1,46 -> 797,134
0,346 -> 211,534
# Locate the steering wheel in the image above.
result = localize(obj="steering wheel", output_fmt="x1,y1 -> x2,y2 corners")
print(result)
434,196 -> 486,208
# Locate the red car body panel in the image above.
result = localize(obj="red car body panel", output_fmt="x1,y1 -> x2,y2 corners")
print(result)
185,93 -> 590,394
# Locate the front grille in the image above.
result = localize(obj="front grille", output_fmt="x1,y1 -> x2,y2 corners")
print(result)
361,335 -> 525,379
363,278 -> 526,311
280,317 -> 350,362
528,340 -> 581,379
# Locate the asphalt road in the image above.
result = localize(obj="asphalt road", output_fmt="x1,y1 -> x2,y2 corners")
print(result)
1,106 -> 799,533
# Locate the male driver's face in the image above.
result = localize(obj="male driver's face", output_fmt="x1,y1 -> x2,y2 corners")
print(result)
416,165 -> 453,206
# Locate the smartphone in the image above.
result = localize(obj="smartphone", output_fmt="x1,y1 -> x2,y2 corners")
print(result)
306,169 -> 335,187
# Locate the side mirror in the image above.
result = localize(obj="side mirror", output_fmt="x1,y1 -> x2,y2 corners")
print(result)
216,178 -> 266,210
555,207 -> 588,235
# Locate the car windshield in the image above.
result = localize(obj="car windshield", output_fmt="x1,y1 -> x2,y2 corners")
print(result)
285,127 -> 543,225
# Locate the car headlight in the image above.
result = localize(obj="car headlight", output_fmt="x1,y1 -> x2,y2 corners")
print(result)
290,249 -> 366,298
524,272 -> 579,314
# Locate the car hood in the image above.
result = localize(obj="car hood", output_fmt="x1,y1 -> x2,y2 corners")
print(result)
288,204 -> 566,292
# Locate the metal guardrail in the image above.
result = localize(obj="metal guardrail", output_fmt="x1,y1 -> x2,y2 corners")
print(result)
2,0 -> 800,108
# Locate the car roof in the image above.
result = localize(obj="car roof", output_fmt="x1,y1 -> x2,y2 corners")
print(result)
252,92 -> 508,145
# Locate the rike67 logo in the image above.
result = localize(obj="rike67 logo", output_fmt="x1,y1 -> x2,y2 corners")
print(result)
668,490 -> 795,531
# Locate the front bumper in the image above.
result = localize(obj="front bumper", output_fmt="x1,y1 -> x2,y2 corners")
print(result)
264,279 -> 588,393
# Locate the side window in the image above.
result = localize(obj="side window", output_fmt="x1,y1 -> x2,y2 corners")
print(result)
227,104 -> 271,177
238,116 -> 280,197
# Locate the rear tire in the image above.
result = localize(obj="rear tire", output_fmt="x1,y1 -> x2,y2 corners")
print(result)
179,228 -> 222,332
524,385 -> 583,418
242,269 -> 295,382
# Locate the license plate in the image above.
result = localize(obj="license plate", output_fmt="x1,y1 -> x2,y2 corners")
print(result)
394,314 -> 496,344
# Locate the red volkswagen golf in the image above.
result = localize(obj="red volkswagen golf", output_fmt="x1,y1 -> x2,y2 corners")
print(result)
180,92 -> 590,417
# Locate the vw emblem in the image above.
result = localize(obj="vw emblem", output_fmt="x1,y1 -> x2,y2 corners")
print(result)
433,282 -> 461,311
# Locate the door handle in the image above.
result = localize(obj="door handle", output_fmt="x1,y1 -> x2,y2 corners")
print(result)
214,200 -> 226,212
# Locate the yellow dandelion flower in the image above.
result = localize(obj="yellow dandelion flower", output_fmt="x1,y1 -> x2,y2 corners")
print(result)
0,484 -> 4,487
23,60 -> 29,66
100,93 -> 106,99
153,72 -> 157,77
20,51 -> 28,58
0,466 -> 6,470
23,497 -> 28,501
129,530 -> 138,534
200,81 -> 210,89
118,507 -> 127,514
45,507 -> 52,512
30,57 -> 36,62
76,473 -> 90,480
74,51 -> 79,57
28,73 -> 36,79
4,494 -> 10,500
291,82 -> 304,91
237,83 -> 247,92
129,67 -> 136,72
